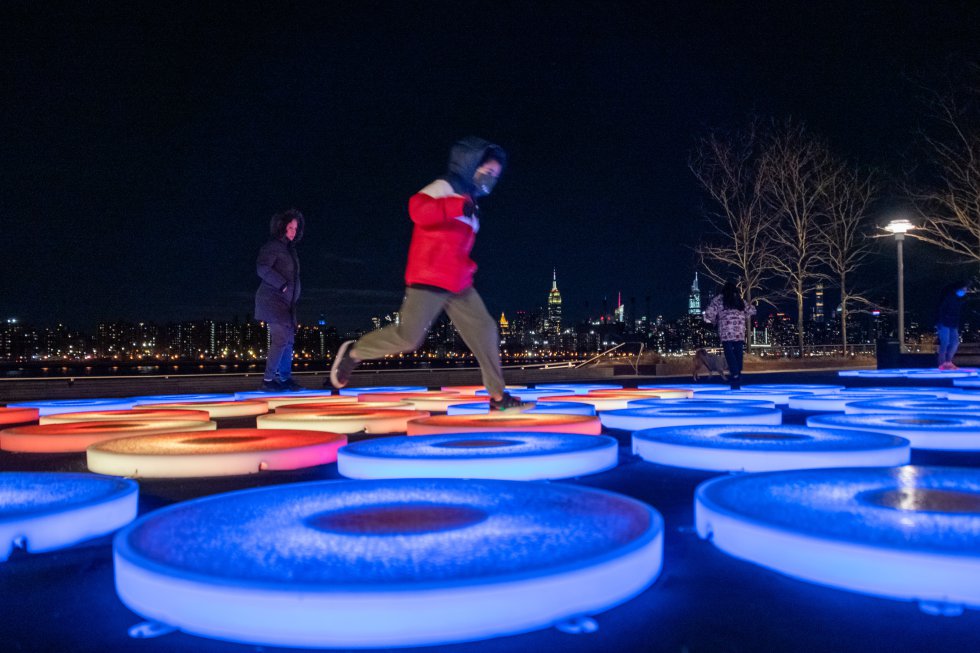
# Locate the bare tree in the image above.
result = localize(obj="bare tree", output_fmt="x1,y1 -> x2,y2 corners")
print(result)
819,160 -> 880,353
761,123 -> 834,354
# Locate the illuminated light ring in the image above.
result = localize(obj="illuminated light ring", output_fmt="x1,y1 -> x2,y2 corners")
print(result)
0,407 -> 39,426
474,388 -> 569,401
338,386 -> 428,396
113,479 -> 663,647
844,398 -> 980,415
836,369 -> 916,378
276,401 -> 413,413
807,413 -> 980,451
337,433 -> 619,480
233,389 -> 333,401
133,394 -> 237,406
7,398 -> 136,417
257,408 -> 430,434
646,383 -> 730,392
944,389 -> 980,402
533,383 -> 624,394
1,472 -> 138,561
953,378 -> 980,388
407,413 -> 602,436
901,369 -> 976,379
87,429 -> 347,478
601,405 -> 782,431
787,394 -> 931,413
1,420 -> 217,453
440,385 -> 527,393
355,392 -> 487,412
142,400 -> 269,419
741,384 -> 845,395
633,425 -> 908,472
695,466 -> 980,612
627,398 -> 776,410
591,388 -> 693,399
266,395 -> 360,409
40,408 -> 211,425
692,389 -> 816,405
839,386 -> 949,399
447,401 -> 597,416
537,393 -> 680,412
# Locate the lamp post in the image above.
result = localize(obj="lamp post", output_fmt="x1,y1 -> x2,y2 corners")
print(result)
884,218 -> 915,352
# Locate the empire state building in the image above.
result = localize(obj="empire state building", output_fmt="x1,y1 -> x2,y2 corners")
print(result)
547,269 -> 562,339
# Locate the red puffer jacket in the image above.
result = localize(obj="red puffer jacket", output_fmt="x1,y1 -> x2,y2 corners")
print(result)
404,179 -> 479,293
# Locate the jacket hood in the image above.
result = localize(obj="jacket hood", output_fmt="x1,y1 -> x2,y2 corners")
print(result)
442,136 -> 507,196
269,208 -> 304,244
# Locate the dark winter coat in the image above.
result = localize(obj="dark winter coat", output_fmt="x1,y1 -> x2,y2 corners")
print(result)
255,238 -> 300,326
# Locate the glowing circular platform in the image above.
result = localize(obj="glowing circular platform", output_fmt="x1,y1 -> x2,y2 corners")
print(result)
257,408 -> 429,434
1,419 -> 217,453
88,429 -> 347,478
807,413 -> 980,451
0,407 -> 39,425
901,369 -> 976,380
696,466 -> 980,612
133,393 -> 237,406
953,378 -> 980,388
632,425 -> 909,472
649,383 -> 730,392
7,398 -> 137,417
627,398 -> 776,410
845,398 -> 980,415
338,386 -> 428,396
441,385 -> 526,393
40,408 -> 211,425
113,479 -> 663,647
837,386 -> 949,399
475,388 -> 569,401
447,401 -> 597,416
141,400 -> 269,419
600,405 -> 782,431
945,389 -> 980,402
337,432 -> 618,480
1,472 -> 138,561
837,369 -> 918,379
407,413 -> 602,436
741,384 -> 845,395
787,393 -> 928,413
534,383 -> 624,394
275,400 -> 413,413
233,389 -> 333,401
592,387 -> 692,399
692,389 -> 817,405
538,392 -> 680,411
359,391 -> 486,412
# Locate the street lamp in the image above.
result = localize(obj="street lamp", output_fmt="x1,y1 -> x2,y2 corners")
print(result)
883,218 -> 915,352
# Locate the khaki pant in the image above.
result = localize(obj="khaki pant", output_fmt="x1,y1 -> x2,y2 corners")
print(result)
352,286 -> 505,397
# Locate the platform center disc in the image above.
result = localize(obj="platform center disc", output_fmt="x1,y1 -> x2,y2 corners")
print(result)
433,439 -> 521,448
180,436 -> 266,445
887,418 -> 958,426
719,432 -> 810,441
858,488 -> 980,514
307,503 -> 489,535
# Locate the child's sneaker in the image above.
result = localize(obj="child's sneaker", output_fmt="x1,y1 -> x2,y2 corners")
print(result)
489,392 -> 532,411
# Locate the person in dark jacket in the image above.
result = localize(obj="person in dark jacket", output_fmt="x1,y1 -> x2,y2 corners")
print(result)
256,209 -> 304,391
329,136 -> 526,410
936,280 -> 970,370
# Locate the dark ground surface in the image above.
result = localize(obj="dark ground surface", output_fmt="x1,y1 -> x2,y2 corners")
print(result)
3,370 -> 980,653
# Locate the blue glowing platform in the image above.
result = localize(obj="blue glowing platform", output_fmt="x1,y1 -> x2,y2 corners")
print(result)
337,432 -> 618,480
113,479 -> 663,648
696,467 -> 980,613
447,400 -> 597,416
7,398 -> 137,417
808,413 -> 980,451
787,393 -> 930,412
845,398 -> 980,415
601,405 -> 782,431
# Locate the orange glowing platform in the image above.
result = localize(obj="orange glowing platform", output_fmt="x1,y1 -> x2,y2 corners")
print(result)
0,406 -> 39,426
1,419 -> 217,453
360,392 -> 487,412
406,413 -> 602,436
275,401 -> 413,413
540,392 -> 688,411
264,395 -> 353,410
87,429 -> 347,478
257,408 -> 430,434
142,400 -> 269,419
40,408 -> 212,425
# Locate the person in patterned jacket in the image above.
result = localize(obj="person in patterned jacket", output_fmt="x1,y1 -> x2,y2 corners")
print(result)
704,280 -> 757,389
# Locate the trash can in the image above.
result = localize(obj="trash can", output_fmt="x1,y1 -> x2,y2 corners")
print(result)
876,338 -> 900,369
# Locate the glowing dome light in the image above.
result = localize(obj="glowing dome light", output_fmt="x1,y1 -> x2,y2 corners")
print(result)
40,408 -> 211,425
1,472 -> 138,561
787,394 -> 930,413
441,385 -> 527,393
627,398 -> 776,410
741,384 -> 845,395
844,398 -> 980,415
233,389 -> 333,401
338,386 -> 428,396
88,429 -> 347,478
696,467 -> 980,613
1,419 -> 217,453
0,407 -> 39,426
633,425 -> 909,472
257,408 -> 429,434
601,405 -> 782,431
692,389 -> 817,405
141,400 -> 269,419
407,413 -> 602,436
838,386 -> 949,399
275,401 -> 413,413
447,401 -> 597,416
536,392 -> 679,412
7,398 -> 137,417
132,393 -> 237,406
807,413 -> 980,451
358,391 -> 487,412
337,433 -> 618,480
114,479 -> 663,648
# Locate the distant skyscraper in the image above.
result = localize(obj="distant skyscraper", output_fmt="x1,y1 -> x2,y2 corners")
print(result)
688,272 -> 702,315
498,312 -> 510,337
813,282 -> 825,323
614,292 -> 625,323
547,269 -> 562,337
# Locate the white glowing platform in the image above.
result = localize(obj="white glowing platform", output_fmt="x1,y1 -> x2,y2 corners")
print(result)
114,479 -> 663,647
338,386 -> 428,396
693,389 -> 816,405
133,393 -> 237,405
787,394 -> 928,413
88,430 -> 347,478
257,408 -> 429,434
627,398 -> 776,410
839,386 -> 949,399
537,392 -> 679,411
837,369 -> 918,379
901,369 -> 976,380
447,401 -> 597,416
360,392 -> 486,412
253,395 -> 345,410
593,388 -> 692,399
407,413 -> 602,435
233,389 -> 333,401
475,388 -> 570,401
945,389 -> 980,402
40,408 -> 211,425
338,433 -> 618,480
276,400 -> 413,413
696,467 -> 980,613
0,407 -> 38,425
742,384 -> 845,395
7,398 -> 137,417
807,414 -> 980,451
1,472 -> 138,561
535,383 -> 624,394
1,419 -> 217,453
845,398 -> 980,415
601,405 -> 782,431
141,400 -> 269,419
633,425 -> 909,472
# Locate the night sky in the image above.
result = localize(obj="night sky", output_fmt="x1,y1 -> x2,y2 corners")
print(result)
3,2 -> 979,332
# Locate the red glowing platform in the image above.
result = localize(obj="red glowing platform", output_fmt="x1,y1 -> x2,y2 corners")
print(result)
1,419 -> 217,453
0,407 -> 39,426
144,400 -> 269,419
258,408 -> 430,434
406,413 -> 602,436
40,408 -> 211,425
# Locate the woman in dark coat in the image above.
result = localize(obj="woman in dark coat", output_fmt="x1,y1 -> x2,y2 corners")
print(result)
255,209 -> 304,391
936,280 -> 970,370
